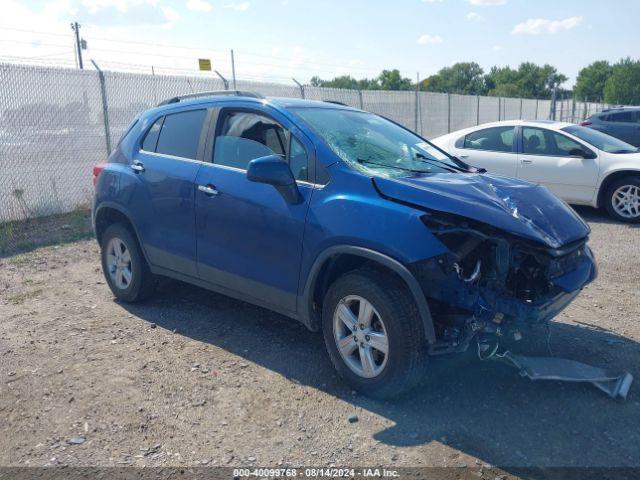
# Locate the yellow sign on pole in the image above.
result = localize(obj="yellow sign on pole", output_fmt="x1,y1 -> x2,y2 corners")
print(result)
198,58 -> 212,71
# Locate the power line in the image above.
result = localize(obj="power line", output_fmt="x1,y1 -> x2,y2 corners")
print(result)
0,26 -> 382,75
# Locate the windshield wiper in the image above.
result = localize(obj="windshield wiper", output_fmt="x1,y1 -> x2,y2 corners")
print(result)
414,152 -> 468,173
356,158 -> 430,173
610,149 -> 637,154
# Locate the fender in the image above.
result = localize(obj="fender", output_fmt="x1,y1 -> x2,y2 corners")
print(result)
93,201 -> 152,267
595,167 -> 640,207
300,245 -> 436,344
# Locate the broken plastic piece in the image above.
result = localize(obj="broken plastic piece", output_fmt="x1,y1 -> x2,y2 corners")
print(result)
498,352 -> 633,399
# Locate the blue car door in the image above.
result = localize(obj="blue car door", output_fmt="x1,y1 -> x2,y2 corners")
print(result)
194,105 -> 314,314
129,107 -> 210,277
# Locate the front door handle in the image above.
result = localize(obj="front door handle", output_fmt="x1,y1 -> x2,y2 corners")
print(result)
521,159 -> 533,164
459,154 -> 469,159
130,160 -> 145,172
198,184 -> 219,196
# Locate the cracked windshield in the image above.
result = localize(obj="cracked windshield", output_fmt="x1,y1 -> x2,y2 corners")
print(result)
293,108 -> 466,176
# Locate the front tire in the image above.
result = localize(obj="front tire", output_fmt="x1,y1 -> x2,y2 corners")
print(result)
322,269 -> 429,399
604,176 -> 640,223
100,223 -> 156,302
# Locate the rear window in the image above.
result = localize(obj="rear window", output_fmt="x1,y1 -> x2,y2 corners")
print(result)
153,109 -> 207,159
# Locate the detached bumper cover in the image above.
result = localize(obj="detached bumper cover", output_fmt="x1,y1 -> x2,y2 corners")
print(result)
499,352 -> 633,399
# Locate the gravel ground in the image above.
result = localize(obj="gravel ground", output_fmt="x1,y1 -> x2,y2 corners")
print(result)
1,206 -> 639,474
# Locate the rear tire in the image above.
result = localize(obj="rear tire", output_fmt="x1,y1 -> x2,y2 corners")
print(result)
322,269 -> 429,399
604,176 -> 640,223
100,223 -> 156,302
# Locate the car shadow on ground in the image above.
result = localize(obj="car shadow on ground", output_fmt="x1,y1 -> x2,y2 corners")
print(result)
120,278 -> 640,471
572,205 -> 640,228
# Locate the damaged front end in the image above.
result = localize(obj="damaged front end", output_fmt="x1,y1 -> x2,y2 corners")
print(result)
412,210 -> 597,355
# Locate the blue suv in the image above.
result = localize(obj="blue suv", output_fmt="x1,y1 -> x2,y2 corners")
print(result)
93,91 -> 596,398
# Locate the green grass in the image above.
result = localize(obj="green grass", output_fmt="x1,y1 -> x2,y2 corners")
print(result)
7,289 -> 43,305
0,208 -> 94,257
8,254 -> 32,266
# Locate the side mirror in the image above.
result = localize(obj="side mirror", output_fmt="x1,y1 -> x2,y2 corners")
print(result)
247,155 -> 300,203
569,148 -> 594,159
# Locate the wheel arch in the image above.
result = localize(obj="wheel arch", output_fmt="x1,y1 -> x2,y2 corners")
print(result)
93,203 -> 150,264
597,169 -> 640,208
300,246 -> 436,344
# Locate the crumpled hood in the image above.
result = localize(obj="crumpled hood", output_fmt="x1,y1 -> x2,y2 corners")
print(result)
373,172 -> 590,248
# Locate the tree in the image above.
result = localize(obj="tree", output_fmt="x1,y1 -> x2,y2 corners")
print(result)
574,61 -> 612,102
604,58 -> 640,105
376,69 -> 413,91
422,62 -> 485,95
484,63 -> 567,99
309,69 -> 412,91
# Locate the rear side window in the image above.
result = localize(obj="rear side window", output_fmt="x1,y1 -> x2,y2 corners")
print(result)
153,109 -> 206,159
606,111 -> 636,123
462,126 -> 514,153
142,117 -> 163,152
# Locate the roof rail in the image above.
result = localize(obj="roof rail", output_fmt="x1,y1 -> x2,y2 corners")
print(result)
157,90 -> 264,106
323,100 -> 348,106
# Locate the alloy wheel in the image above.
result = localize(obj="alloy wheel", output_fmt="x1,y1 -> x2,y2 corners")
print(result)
333,295 -> 389,378
612,184 -> 640,219
106,237 -> 133,290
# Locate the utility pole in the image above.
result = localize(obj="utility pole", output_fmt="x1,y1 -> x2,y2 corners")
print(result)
71,22 -> 84,69
230,49 -> 237,90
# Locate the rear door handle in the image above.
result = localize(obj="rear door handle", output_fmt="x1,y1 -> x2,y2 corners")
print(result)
459,154 -> 469,159
521,159 -> 533,164
130,160 -> 145,172
198,184 -> 219,196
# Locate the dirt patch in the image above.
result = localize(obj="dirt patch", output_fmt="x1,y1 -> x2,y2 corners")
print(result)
1,206 -> 639,473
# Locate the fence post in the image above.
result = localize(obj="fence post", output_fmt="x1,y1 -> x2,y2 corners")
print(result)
571,96 -> 576,123
498,97 -> 501,121
447,93 -> 451,133
91,60 -> 112,156
414,72 -> 420,133
476,95 -> 480,125
358,90 -> 363,109
519,98 -> 523,119
292,78 -> 304,99
534,99 -> 539,120
583,97 -> 588,120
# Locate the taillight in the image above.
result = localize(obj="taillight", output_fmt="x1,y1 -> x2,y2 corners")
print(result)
93,162 -> 107,187
580,121 -> 592,126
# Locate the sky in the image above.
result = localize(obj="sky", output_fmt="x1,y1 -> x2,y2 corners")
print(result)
2,0 -> 640,87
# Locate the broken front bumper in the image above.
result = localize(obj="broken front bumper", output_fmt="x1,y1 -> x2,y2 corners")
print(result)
411,240 -> 597,350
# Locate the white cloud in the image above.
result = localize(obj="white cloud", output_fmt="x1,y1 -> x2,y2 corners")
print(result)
186,0 -> 212,12
465,12 -> 482,21
416,34 -> 443,45
161,5 -> 180,22
467,0 -> 506,5
224,1 -> 250,11
81,0 -> 160,14
511,16 -> 584,35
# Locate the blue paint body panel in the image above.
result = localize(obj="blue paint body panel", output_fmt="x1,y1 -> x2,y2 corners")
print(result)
93,94 -> 596,338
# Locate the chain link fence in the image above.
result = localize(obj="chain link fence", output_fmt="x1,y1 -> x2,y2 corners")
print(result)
0,62 -> 612,251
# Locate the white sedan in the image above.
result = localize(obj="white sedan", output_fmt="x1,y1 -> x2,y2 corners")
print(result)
432,120 -> 640,222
